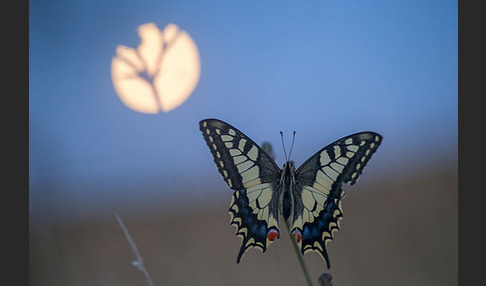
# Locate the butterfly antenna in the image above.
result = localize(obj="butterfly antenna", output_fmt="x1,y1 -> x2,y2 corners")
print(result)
280,131 -> 288,162
288,131 -> 296,161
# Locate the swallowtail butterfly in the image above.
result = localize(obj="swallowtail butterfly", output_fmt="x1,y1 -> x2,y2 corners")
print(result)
199,118 -> 382,268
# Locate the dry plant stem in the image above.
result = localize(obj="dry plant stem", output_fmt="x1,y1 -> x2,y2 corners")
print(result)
263,141 -> 313,286
317,273 -> 333,286
115,212 -> 155,286
284,219 -> 313,286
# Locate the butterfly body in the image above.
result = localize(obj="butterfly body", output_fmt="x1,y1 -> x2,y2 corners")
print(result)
199,118 -> 382,268
281,162 -> 294,221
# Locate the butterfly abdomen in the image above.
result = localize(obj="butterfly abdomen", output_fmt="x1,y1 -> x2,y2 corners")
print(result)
282,190 -> 292,221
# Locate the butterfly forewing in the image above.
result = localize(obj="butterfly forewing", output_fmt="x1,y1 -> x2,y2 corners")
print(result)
291,132 -> 383,268
199,119 -> 283,263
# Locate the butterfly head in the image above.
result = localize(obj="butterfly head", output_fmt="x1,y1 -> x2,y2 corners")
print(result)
283,160 -> 295,169
281,160 -> 296,186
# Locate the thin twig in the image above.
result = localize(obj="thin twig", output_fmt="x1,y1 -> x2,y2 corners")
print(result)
263,141 -> 314,285
115,212 -> 154,286
317,272 -> 333,286
284,213 -> 314,286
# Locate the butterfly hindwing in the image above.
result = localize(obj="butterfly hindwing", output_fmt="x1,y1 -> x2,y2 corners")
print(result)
199,119 -> 282,263
291,132 -> 383,268
229,186 -> 282,262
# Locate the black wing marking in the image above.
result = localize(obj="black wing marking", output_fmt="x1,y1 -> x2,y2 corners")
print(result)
292,132 -> 383,268
199,119 -> 283,263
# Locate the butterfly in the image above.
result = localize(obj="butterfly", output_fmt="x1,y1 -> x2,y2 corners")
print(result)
199,118 -> 382,268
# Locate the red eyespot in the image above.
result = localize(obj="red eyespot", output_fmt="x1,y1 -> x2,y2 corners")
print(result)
292,229 -> 302,243
267,229 -> 280,241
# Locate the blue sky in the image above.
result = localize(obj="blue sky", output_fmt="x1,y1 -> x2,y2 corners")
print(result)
29,0 -> 457,218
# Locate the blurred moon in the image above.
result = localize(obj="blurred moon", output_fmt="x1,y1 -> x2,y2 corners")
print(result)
111,23 -> 201,113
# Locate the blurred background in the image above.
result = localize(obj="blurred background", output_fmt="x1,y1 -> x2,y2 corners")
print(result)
29,1 -> 457,285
